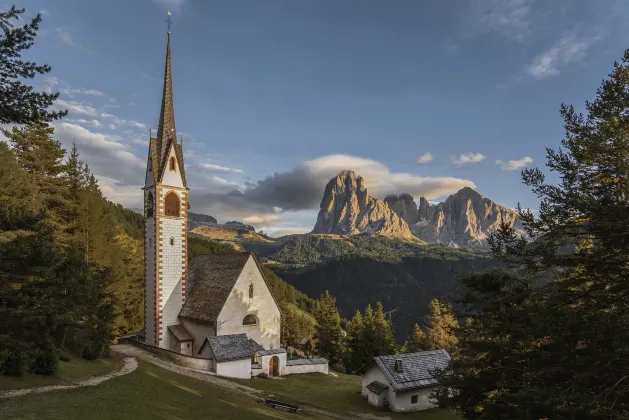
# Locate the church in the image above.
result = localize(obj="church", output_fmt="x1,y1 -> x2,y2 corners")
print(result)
139,20 -> 327,379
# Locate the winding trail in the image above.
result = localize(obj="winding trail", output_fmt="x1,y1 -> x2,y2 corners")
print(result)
0,357 -> 138,399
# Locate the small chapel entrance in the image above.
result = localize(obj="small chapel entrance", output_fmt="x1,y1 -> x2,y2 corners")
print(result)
269,356 -> 279,377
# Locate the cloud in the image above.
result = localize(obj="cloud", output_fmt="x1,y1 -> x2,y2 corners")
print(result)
242,214 -> 284,228
70,119 -> 102,128
54,99 -> 99,117
153,0 -> 185,10
416,152 -> 434,164
60,87 -> 107,98
141,72 -> 159,83
53,122 -> 145,185
451,153 -> 486,167
472,0 -> 534,42
496,156 -> 533,170
56,28 -> 92,54
525,32 -> 596,80
201,163 -> 244,173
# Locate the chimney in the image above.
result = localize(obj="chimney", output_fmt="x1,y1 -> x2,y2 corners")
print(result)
394,359 -> 403,372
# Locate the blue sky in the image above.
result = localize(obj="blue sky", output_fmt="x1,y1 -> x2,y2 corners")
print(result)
6,0 -> 629,235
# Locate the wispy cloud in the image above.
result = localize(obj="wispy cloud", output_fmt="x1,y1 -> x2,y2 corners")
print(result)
201,163 -> 244,173
525,32 -> 597,80
56,28 -> 92,54
55,99 -> 99,117
60,87 -> 107,98
141,72 -> 159,83
416,152 -> 434,164
473,0 -> 534,42
451,153 -> 486,168
496,156 -> 533,171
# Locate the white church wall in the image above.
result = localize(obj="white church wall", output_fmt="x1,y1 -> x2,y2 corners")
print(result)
216,359 -> 252,379
284,363 -> 329,375
259,353 -> 286,376
216,256 -> 281,350
180,318 -> 215,355
144,191 -> 156,346
160,146 -> 185,188
157,188 -> 186,349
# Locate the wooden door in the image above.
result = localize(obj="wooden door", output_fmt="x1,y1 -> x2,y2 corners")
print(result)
269,356 -> 279,376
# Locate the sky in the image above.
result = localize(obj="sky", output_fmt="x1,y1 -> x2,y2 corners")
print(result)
4,0 -> 629,236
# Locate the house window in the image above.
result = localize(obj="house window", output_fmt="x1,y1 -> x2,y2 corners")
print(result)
249,284 -> 254,298
411,395 -> 418,404
169,157 -> 176,171
164,191 -> 180,216
170,237 -> 175,246
243,314 -> 258,326
186,343 -> 190,349
146,192 -> 154,218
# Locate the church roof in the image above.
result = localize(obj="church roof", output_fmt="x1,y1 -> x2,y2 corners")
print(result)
179,253 -> 253,324
167,324 -> 193,342
205,334 -> 253,362
147,31 -> 186,187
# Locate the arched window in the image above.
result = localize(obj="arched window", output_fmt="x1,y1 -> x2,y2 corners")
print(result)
164,192 -> 180,217
243,314 -> 258,326
169,157 -> 176,171
146,192 -> 154,218
249,284 -> 254,298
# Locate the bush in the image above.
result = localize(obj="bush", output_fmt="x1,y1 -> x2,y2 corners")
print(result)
59,351 -> 72,362
2,350 -> 27,376
31,344 -> 59,375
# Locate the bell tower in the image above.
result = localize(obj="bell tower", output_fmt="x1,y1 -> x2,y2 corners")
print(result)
143,14 -> 188,349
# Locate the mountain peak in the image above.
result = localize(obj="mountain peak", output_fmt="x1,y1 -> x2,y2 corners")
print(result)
313,172 -> 416,241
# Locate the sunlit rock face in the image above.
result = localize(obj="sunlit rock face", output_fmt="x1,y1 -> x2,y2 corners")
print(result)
312,170 -> 416,241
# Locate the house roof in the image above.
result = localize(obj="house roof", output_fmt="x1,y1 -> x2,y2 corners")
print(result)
256,348 -> 286,356
167,324 -> 193,342
366,381 -> 388,395
179,252 -> 280,324
179,253 -> 252,323
249,339 -> 265,353
204,334 -> 253,363
357,349 -> 451,391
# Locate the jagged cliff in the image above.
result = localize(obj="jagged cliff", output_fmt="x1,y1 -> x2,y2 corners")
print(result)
312,170 -> 417,241
385,187 -> 525,248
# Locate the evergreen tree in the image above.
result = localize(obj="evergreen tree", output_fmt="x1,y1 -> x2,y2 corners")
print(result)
313,290 -> 343,367
0,6 -> 67,124
373,302 -> 396,356
405,323 -> 429,353
345,310 -> 368,372
361,304 -> 376,357
423,298 -> 458,352
437,50 -> 629,419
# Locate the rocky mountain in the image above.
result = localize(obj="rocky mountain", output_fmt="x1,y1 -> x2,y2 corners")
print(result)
312,170 -> 418,241
385,187 -> 525,248
188,212 -> 218,230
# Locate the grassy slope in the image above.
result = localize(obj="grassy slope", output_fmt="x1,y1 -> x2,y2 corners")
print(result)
0,356 -> 124,391
235,372 -> 459,419
0,360 -> 322,420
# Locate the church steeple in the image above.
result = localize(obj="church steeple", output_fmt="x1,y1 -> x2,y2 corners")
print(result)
156,26 -> 176,159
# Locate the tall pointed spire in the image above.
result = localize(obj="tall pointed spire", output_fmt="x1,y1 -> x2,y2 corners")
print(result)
156,12 -> 176,159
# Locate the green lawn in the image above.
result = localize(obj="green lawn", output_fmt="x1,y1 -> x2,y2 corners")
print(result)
0,355 -> 124,390
234,372 -> 460,419
0,360 -> 324,420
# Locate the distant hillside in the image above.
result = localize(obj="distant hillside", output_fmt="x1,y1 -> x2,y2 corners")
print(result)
189,225 -> 283,256
188,212 -> 218,229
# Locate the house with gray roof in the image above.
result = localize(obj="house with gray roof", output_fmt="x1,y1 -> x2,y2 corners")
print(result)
357,349 -> 452,412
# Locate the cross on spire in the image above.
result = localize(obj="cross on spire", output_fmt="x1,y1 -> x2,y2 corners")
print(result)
165,10 -> 173,34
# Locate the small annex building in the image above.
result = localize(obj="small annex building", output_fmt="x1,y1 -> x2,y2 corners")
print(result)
357,349 -> 451,412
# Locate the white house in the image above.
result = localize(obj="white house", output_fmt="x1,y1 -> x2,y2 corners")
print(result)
357,349 -> 451,412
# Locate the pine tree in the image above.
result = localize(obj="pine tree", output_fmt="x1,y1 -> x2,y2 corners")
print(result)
361,304 -> 376,357
373,302 -> 396,356
313,290 -> 343,368
423,298 -> 458,352
345,310 -> 367,372
405,323 -> 429,353
0,7 -> 67,124
437,50 -> 629,419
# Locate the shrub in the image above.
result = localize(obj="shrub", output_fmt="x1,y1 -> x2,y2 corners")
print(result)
31,344 -> 59,375
2,350 -> 26,376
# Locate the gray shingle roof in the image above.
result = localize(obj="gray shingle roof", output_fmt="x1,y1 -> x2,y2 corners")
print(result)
179,253 -> 252,324
167,324 -> 193,341
249,339 -> 265,353
366,381 -> 388,395
257,348 -> 286,356
361,349 -> 452,391
205,334 -> 253,363
286,358 -> 328,366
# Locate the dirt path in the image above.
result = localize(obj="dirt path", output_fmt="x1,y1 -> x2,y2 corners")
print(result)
0,357 -> 138,399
